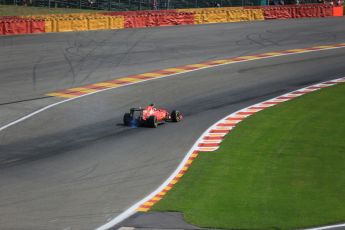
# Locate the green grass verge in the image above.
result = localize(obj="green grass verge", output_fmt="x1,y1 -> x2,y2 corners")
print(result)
0,5 -> 103,16
153,83 -> 345,229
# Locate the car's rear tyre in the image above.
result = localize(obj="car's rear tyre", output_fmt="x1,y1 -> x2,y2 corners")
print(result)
147,115 -> 158,128
171,110 -> 182,122
123,113 -> 133,126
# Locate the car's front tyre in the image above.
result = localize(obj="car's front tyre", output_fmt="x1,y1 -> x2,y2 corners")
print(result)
171,110 -> 182,122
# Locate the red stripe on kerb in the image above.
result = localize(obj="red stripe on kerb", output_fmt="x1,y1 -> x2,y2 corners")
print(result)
222,122 -> 239,127
203,136 -> 223,140
162,188 -> 170,193
106,79 -> 130,84
189,156 -> 197,160
148,199 -> 159,204
60,90 -> 86,96
82,85 -> 109,90
248,106 -> 265,110
166,184 -> 174,188
198,143 -> 220,147
279,50 -> 297,54
133,75 -> 155,80
230,57 -> 247,61
217,123 -> 236,127
139,205 -> 152,209
237,111 -> 255,115
209,129 -> 229,133
173,176 -> 181,181
154,70 -> 177,74
226,117 -> 244,121
262,101 -> 280,105
276,96 -> 295,100
291,91 -> 307,95
179,170 -> 187,174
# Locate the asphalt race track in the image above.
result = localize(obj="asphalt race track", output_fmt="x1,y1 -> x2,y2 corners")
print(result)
1,17 -> 345,230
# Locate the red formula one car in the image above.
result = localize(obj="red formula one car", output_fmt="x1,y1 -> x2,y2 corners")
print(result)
123,104 -> 183,128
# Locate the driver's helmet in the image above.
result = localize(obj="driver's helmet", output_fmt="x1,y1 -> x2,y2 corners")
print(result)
149,103 -> 155,107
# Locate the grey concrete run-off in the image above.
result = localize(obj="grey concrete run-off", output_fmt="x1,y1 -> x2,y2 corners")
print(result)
0,18 -> 345,230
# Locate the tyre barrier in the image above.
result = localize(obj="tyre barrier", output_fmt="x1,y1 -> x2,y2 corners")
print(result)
333,6 -> 344,16
42,16 -> 124,33
263,5 -> 333,19
0,19 -> 45,35
123,12 -> 194,28
0,4 -> 342,36
191,9 -> 265,24
245,4 -> 333,19
103,8 -> 263,25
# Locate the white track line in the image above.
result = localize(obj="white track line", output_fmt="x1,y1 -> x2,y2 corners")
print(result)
96,76 -> 345,230
307,223 -> 345,230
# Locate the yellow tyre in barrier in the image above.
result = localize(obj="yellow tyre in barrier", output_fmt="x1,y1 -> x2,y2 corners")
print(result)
201,10 -> 229,24
56,18 -> 73,32
87,16 -> 124,30
71,18 -> 88,31
193,8 -> 264,24
109,16 -> 125,30
88,17 -> 110,30
251,9 -> 265,20
44,18 -> 56,33
40,15 -> 124,33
